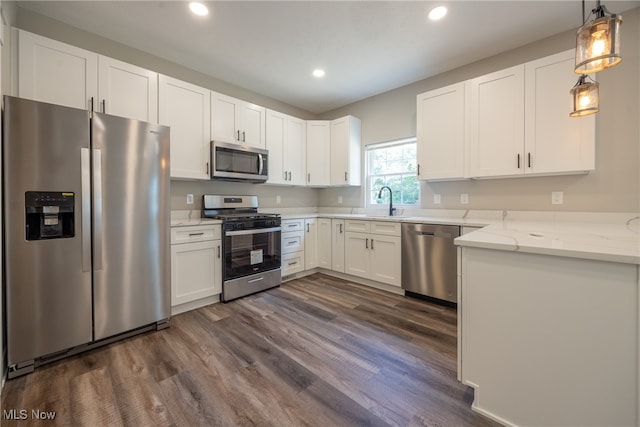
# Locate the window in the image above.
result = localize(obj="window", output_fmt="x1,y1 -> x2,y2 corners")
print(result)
366,137 -> 419,207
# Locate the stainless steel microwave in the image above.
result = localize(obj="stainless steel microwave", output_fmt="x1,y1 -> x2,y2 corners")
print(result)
210,141 -> 269,183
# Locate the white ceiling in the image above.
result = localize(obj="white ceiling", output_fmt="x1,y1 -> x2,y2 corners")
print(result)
15,0 -> 640,114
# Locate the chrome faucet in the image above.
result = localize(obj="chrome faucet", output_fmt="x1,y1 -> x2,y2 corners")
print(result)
377,186 -> 396,216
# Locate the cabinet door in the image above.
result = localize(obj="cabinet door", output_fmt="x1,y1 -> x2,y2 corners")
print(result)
468,65 -> 525,178
239,101 -> 266,148
211,91 -> 239,144
306,120 -> 331,186
344,232 -> 369,279
304,218 -> 318,270
98,56 -> 158,123
330,116 -> 361,186
417,82 -> 465,180
286,116 -> 307,185
266,109 -> 287,184
317,218 -> 332,269
159,75 -> 211,180
369,235 -> 401,286
17,29 -> 98,110
525,49 -> 595,175
171,240 -> 218,306
331,220 -> 345,273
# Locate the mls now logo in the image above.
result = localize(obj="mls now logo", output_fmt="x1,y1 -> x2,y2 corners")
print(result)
3,409 -> 56,420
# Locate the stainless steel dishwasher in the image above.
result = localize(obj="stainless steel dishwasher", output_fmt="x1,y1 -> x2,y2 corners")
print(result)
401,223 -> 460,303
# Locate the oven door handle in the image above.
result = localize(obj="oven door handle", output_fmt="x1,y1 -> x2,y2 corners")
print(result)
225,226 -> 281,236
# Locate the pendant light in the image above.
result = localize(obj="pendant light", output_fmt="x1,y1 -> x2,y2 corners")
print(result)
570,75 -> 599,117
575,0 -> 622,74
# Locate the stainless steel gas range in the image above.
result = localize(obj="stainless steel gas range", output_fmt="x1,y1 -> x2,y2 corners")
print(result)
202,195 -> 281,302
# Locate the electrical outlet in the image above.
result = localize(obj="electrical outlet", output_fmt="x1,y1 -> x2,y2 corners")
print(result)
338,196 -> 343,204
460,193 -> 469,204
551,191 -> 563,205
276,195 -> 281,204
186,193 -> 194,205
433,194 -> 441,204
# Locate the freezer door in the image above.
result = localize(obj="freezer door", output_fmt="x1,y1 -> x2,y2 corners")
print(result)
3,96 -> 93,366
91,112 -> 170,340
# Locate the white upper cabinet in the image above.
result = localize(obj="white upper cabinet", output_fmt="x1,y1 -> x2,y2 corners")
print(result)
306,120 -> 331,186
266,109 -> 306,185
98,56 -> 158,123
417,82 -> 466,180
17,29 -> 98,110
159,75 -> 211,180
211,91 -> 266,148
524,49 -> 595,175
330,115 -> 361,186
17,29 -> 158,123
468,64 -> 526,178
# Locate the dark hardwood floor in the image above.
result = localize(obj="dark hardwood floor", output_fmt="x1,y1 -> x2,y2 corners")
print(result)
1,273 -> 499,426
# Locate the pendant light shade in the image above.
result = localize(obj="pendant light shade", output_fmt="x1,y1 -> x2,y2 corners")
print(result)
575,3 -> 622,74
570,76 -> 599,117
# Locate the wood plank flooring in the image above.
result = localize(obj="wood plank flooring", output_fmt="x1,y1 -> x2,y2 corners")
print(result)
1,273 -> 499,426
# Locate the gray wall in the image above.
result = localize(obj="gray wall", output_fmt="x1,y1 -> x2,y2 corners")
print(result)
319,7 -> 640,213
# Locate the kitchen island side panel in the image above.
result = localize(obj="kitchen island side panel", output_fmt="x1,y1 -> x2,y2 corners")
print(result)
460,247 -> 638,427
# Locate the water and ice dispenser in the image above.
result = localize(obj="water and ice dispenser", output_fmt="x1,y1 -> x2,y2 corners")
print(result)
25,191 -> 75,240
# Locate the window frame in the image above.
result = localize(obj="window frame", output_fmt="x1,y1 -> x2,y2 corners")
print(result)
364,137 -> 419,210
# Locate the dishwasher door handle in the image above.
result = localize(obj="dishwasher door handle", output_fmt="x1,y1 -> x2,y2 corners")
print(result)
416,231 -> 454,238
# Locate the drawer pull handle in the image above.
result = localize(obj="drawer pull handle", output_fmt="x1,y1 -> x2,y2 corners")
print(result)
289,261 -> 298,266
189,232 -> 205,236
288,240 -> 297,244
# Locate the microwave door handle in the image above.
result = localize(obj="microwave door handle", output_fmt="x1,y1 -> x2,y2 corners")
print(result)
258,153 -> 264,175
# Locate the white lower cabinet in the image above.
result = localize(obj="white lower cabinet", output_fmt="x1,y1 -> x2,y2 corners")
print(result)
331,219 -> 345,273
304,218 -> 318,270
281,219 -> 306,277
317,218 -> 332,269
344,220 -> 401,287
170,224 -> 222,314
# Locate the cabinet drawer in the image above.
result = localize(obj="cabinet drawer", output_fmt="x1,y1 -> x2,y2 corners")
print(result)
282,231 -> 304,254
371,221 -> 401,237
171,225 -> 220,244
282,251 -> 305,276
344,220 -> 370,233
282,219 -> 305,232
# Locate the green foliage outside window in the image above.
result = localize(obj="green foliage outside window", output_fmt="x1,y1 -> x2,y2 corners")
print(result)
367,139 -> 419,206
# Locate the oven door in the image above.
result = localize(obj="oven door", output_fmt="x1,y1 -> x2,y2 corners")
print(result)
224,227 -> 281,280
211,141 -> 269,182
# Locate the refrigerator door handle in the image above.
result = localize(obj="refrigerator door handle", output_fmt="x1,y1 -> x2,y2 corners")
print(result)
81,148 -> 92,272
93,148 -> 104,270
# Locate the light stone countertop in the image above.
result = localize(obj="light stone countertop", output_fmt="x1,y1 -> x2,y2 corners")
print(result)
171,208 -> 640,264
170,210 -> 222,227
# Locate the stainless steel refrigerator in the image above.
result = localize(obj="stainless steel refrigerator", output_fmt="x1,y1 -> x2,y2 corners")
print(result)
3,96 -> 171,378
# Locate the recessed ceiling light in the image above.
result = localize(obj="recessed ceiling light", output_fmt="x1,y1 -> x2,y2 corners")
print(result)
428,6 -> 447,21
312,69 -> 326,78
189,2 -> 209,17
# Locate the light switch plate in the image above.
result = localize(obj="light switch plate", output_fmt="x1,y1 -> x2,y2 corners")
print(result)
433,194 -> 441,204
186,193 -> 194,205
276,195 -> 281,204
460,193 -> 469,204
